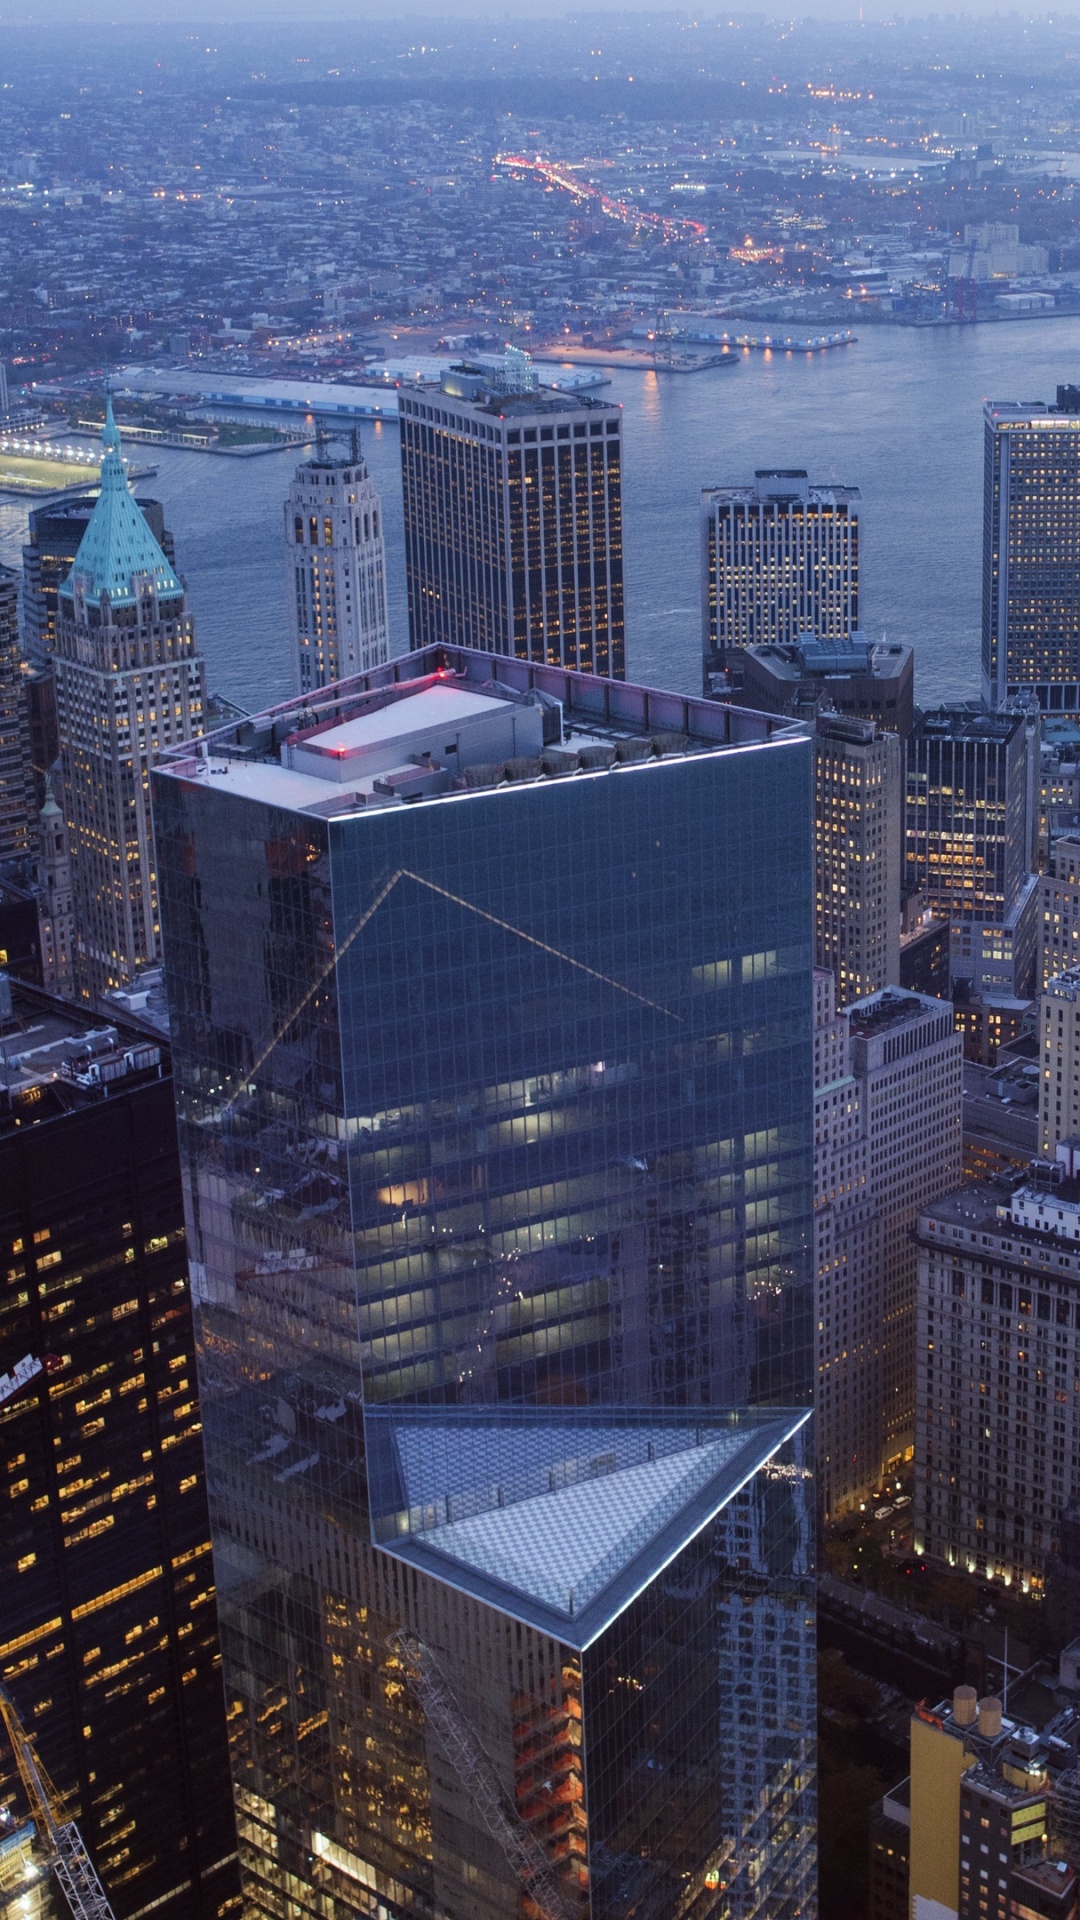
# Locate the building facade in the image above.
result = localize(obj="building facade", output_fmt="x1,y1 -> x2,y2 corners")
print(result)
152,645 -> 817,1920
0,975 -> 240,1920
285,443 -> 390,694
21,490 -> 175,816
814,713 -> 902,1009
399,363 -> 624,675
1042,836 -> 1080,992
0,565 -> 33,862
814,975 -> 963,1519
701,470 -> 860,678
52,403 -> 205,1003
1040,968 -> 1080,1155
906,705 -> 1041,996
22,491 -> 176,676
914,1141 -> 1080,1591
983,396 -> 1080,715
895,1687 -> 1078,1920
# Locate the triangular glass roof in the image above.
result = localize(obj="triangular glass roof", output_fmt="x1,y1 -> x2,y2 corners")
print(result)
372,1405 -> 809,1648
59,398 -> 183,610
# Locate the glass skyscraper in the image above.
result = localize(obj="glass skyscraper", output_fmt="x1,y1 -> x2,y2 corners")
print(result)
152,646 -> 817,1920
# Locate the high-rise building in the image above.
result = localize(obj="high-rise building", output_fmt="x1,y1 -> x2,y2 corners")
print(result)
285,441 -> 390,694
22,493 -> 176,676
701,469 -> 860,680
881,1687 -> 1079,1920
0,973 -> 241,1920
152,644 -> 817,1920
1040,969 -> 1080,1155
906,704 -> 1041,996
814,713 -> 902,1008
21,490 -> 176,813
983,392 -> 1080,715
0,565 -> 34,861
913,1139 -> 1080,1591
52,403 -> 205,1003
899,891 -> 951,1000
399,361 -> 624,675
34,776 -> 74,998
710,631 -> 913,739
1042,835 -> 1080,990
814,975 -> 962,1519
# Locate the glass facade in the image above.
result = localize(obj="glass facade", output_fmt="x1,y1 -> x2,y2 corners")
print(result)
152,646 -> 816,1919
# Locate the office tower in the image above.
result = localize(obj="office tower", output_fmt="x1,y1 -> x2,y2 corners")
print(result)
814,976 -> 962,1519
152,645 -> 817,1920
35,776 -> 74,998
712,631 -> 914,739
22,491 -> 176,817
285,440 -> 390,694
0,973 -> 240,1920
399,361 -> 624,674
701,469 -> 860,683
906,704 -> 1041,997
22,491 -> 176,674
814,713 -> 902,1009
880,1687 -> 1079,1920
866,1788 -> 909,1920
899,891 -> 951,1000
1041,970 -> 1080,1155
0,564 -> 34,860
913,1137 -> 1080,1590
52,403 -> 205,1003
1042,836 -> 1080,990
0,784 -> 76,999
983,393 -> 1080,715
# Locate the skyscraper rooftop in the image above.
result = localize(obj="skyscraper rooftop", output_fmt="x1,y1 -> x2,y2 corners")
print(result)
372,1405 -> 807,1645
157,644 -> 805,821
58,399 -> 182,609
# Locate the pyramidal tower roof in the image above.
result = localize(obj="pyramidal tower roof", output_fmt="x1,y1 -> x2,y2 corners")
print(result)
59,398 -> 183,609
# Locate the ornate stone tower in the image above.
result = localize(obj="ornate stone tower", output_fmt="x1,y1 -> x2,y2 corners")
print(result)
53,400 -> 205,1002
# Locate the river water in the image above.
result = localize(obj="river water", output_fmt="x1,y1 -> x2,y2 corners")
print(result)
5,314 -> 1080,713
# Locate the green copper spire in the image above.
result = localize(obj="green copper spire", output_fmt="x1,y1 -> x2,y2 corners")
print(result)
59,398 -> 183,609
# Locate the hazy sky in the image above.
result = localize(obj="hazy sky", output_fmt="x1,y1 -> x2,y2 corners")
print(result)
15,1 -> 1077,21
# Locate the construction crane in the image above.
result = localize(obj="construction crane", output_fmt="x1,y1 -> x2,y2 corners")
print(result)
388,1630 -> 574,1920
0,1687 -> 117,1920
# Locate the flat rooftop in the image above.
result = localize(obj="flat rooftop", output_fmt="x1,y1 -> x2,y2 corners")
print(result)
744,638 -> 911,683
847,989 -> 944,1037
913,704 -> 1023,743
401,383 -> 619,422
154,645 -> 806,824
986,399 -> 1080,426
0,977 -> 165,1132
702,479 -> 860,507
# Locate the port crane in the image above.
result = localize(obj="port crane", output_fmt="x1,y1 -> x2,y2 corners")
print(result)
0,1686 -> 117,1920
388,1630 -> 574,1920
